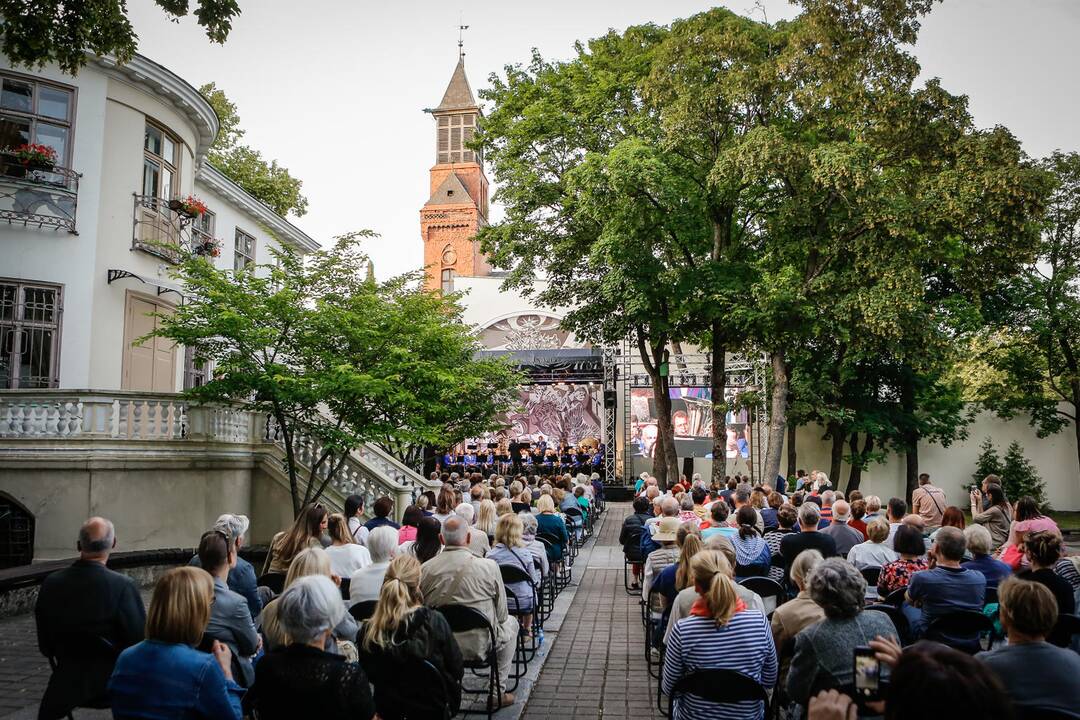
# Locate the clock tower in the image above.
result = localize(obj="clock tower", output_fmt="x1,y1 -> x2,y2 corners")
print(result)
420,55 -> 491,293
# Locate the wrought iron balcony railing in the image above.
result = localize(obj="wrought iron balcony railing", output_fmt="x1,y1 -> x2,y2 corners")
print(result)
0,151 -> 80,234
132,194 -> 185,262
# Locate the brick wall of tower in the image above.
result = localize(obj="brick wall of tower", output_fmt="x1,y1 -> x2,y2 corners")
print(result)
420,203 -> 490,292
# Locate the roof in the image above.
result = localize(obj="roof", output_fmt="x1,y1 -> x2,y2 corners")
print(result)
426,172 -> 472,206
435,57 -> 478,112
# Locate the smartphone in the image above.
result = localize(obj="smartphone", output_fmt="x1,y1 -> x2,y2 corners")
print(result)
853,645 -> 881,702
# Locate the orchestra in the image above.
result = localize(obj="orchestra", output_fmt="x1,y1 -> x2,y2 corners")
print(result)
438,436 -> 606,479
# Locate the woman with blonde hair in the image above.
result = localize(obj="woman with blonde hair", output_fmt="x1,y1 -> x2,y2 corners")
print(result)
661,549 -> 777,720
652,525 -> 704,607
263,503 -> 328,575
259,547 -> 358,652
358,555 -> 463,718
535,493 -> 570,564
495,498 -> 514,517
108,567 -> 243,719
487,513 -> 541,635
325,513 -> 372,579
474,498 -> 499,544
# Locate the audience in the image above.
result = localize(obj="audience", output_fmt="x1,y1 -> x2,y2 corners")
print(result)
535,494 -> 570,564
701,500 -> 737,542
652,525 -> 704,608
251,576 -> 376,720
763,504 -> 798,583
770,549 -> 825,683
519,511 -> 550,579
732,505 -> 771,579
977,577 -> 1080,716
325,513 -> 373,578
397,505 -> 423,544
786,559 -> 898,706
198,529 -> 260,688
883,497 -> 907,549
364,496 -> 401,532
904,526 -> 986,645
190,513 -> 262,620
780,503 -> 838,580
260,547 -> 358,652
344,494 -> 369,545
264,503 -> 328,575
349,526 -> 399,606
358,555 -> 464,718
1001,497 -> 1062,570
848,499 -> 868,539
929,505 -> 966,543
1020,531 -> 1075,614
820,500 -> 863,557
420,516 -> 519,709
642,517 -> 682,602
400,516 -> 444,563
108,567 -> 243,720
487,513 -> 541,635
847,517 -> 898,569
35,517 -> 146,719
969,483 -> 1013,553
661,550 -> 777,720
961,524 -> 1012,590
877,524 -> 929,598
911,472 -> 948,529
620,496 -> 653,590
863,495 -> 883,523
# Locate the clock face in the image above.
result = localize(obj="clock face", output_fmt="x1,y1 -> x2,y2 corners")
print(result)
442,247 -> 457,266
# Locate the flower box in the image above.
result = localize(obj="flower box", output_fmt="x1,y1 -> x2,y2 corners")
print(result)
168,195 -> 208,218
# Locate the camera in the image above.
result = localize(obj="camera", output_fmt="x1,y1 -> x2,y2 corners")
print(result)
853,646 -> 881,703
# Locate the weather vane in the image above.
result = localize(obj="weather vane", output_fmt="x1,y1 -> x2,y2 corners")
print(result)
458,16 -> 469,60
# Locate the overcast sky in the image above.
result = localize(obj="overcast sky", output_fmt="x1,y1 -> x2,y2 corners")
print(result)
126,0 -> 1080,279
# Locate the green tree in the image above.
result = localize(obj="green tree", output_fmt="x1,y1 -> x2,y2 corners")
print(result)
1001,441 -> 1048,509
150,232 -> 519,515
975,152 -> 1080,484
972,436 -> 1003,485
199,83 -> 308,217
0,0 -> 241,74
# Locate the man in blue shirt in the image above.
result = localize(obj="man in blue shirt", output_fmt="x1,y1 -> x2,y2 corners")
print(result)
905,526 -> 985,645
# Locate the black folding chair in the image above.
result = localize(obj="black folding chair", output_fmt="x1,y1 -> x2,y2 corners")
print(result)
622,526 -> 645,596
860,566 -> 882,588
42,633 -> 118,720
538,532 -> 572,588
738,577 -> 787,617
924,609 -> 995,654
257,572 -> 286,595
864,603 -> 912,647
500,564 -> 540,673
1049,612 -> 1080,648
664,668 -> 769,718
436,604 -> 502,719
349,600 -> 378,623
644,587 -> 665,679
882,586 -> 908,607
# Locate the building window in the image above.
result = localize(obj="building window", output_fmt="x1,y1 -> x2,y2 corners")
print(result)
143,121 -> 179,201
183,346 -> 209,390
0,279 -> 62,389
440,268 -> 455,294
0,73 -> 75,167
234,228 -> 256,270
437,112 -> 478,164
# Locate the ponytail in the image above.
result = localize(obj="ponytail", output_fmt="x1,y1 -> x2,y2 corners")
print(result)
735,505 -> 759,540
738,523 -> 759,540
690,549 -> 739,626
675,533 -> 703,590
361,555 -> 422,652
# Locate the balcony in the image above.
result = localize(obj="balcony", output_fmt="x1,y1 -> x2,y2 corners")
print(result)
132,194 -> 185,262
0,152 -> 80,234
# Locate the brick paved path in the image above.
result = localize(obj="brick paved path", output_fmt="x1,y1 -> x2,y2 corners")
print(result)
521,502 -> 662,720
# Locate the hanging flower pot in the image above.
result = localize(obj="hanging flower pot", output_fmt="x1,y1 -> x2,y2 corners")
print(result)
193,237 -> 223,258
9,143 -> 57,170
169,194 -> 208,218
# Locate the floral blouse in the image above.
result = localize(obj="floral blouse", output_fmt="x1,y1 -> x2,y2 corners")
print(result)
877,557 -> 929,597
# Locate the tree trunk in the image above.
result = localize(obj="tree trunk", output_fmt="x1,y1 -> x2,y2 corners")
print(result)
786,422 -> 797,481
901,370 -> 919,504
653,373 -> 680,486
275,409 -> 301,518
827,421 -> 846,486
762,349 -> 788,486
710,325 -> 727,488
846,432 -> 874,493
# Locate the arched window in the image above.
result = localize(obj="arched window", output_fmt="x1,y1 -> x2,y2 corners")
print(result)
441,268 -> 456,294
0,492 -> 35,567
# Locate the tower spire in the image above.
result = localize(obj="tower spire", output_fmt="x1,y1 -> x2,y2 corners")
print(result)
458,19 -> 469,60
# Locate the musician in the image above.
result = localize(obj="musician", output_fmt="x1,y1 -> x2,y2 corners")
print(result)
536,435 -> 548,455
519,448 -> 533,467
463,448 -> 478,469
441,450 -> 453,471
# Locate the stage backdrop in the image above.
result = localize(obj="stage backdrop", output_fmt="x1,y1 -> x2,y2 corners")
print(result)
501,384 -> 602,445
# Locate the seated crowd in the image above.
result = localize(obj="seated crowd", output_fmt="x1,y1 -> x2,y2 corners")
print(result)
33,470 -> 603,720
624,469 -> 1080,720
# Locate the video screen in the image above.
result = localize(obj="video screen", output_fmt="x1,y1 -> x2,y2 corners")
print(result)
629,387 -> 751,459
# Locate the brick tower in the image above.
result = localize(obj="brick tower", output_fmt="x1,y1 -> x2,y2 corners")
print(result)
420,55 -> 491,292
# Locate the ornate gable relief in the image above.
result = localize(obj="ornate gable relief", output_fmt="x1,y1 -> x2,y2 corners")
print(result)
480,313 -> 581,350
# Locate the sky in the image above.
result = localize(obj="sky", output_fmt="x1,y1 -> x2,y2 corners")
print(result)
125,0 -> 1080,279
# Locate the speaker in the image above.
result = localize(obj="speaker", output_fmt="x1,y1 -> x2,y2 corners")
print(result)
603,390 -> 617,408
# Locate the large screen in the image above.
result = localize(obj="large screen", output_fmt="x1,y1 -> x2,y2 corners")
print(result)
630,387 -> 751,459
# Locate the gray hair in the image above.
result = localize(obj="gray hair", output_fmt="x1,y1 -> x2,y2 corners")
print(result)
78,517 -> 115,554
790,549 -> 824,588
680,495 -> 695,511
519,512 -> 538,537
734,484 -> 751,505
963,524 -> 993,556
692,472 -> 702,484
934,525 -> 967,561
454,502 -> 475,523
214,513 -> 249,546
798,502 -> 821,528
660,496 -> 679,517
277,575 -> 344,644
367,526 -> 398,563
821,490 -> 835,506
808,558 -> 866,619
442,516 -> 469,547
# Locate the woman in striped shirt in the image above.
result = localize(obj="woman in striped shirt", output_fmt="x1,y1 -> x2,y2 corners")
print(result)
661,549 -> 777,720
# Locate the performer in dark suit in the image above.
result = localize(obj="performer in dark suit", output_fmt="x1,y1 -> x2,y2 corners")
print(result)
35,517 -> 146,720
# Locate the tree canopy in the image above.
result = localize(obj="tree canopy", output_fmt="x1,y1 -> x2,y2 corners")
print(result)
199,83 -> 309,217
0,0 -> 241,74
